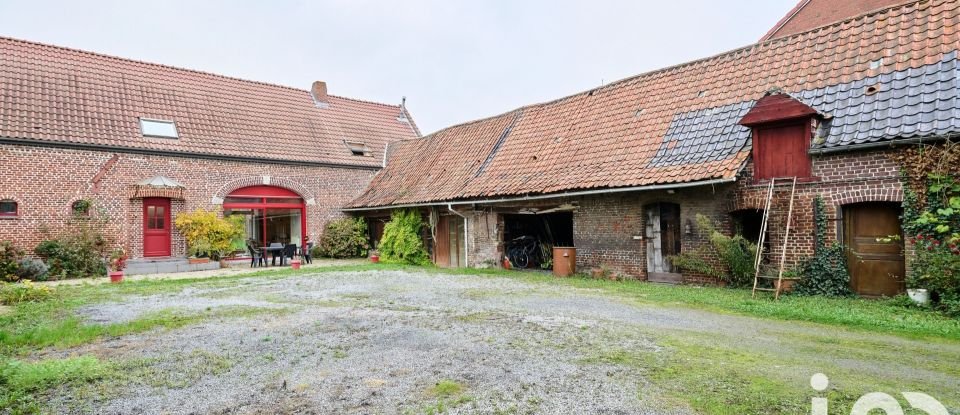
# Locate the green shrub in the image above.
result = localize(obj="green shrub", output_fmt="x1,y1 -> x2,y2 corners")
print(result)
794,196 -> 852,297
669,214 -> 756,287
0,281 -> 55,305
379,209 -> 430,265
174,209 -> 245,259
901,173 -> 960,316
316,217 -> 369,258
14,259 -> 48,281
0,242 -> 23,282
34,220 -> 109,280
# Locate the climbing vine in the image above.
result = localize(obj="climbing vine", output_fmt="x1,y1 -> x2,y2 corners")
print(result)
891,140 -> 960,316
379,209 -> 431,265
794,196 -> 853,297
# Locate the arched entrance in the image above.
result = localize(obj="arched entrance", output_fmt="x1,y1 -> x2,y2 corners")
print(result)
222,186 -> 306,248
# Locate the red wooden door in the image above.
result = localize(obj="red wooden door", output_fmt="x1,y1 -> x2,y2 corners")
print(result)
753,122 -> 811,179
143,198 -> 171,257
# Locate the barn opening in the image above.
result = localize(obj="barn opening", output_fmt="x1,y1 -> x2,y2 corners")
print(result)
502,212 -> 574,269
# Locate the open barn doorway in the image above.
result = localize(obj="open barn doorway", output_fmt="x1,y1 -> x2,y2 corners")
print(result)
503,212 -> 573,269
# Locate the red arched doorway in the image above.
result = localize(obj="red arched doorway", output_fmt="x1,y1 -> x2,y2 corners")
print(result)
222,186 -> 306,248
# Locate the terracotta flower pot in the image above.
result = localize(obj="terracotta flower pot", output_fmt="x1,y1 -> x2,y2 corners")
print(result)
502,257 -> 511,269
188,258 -> 210,265
109,271 -> 123,283
370,255 -> 380,263
291,259 -> 301,270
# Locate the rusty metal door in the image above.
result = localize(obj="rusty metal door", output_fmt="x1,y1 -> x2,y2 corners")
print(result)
843,203 -> 905,297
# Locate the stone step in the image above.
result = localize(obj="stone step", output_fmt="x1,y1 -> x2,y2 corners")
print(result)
125,257 -> 220,275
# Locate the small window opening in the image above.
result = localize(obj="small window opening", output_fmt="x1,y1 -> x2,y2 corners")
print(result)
71,200 -> 92,216
140,118 -> 179,138
0,199 -> 17,217
634,108 -> 645,117
697,90 -> 708,98
865,84 -> 880,96
345,142 -> 371,157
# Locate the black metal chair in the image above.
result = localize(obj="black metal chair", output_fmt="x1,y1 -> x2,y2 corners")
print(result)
301,242 -> 313,264
282,244 -> 297,266
246,243 -> 266,268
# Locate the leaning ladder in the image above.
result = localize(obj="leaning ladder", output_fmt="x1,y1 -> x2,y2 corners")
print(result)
751,177 -> 797,300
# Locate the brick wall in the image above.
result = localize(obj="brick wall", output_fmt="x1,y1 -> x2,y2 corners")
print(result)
732,148 -> 904,268
0,143 -> 376,258
572,186 -> 735,282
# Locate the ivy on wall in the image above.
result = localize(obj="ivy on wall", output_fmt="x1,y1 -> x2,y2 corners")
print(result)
794,195 -> 853,297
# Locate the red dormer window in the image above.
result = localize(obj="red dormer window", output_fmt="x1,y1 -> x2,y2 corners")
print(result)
739,92 -> 817,181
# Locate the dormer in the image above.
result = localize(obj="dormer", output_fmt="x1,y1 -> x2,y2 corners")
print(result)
739,91 -> 818,181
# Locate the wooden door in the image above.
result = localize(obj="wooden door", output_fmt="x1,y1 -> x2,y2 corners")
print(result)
646,203 -> 682,283
434,216 -> 451,267
844,203 -> 905,297
143,198 -> 172,257
433,216 -> 464,268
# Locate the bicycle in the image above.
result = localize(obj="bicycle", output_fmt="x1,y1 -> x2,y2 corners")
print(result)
506,235 -> 540,268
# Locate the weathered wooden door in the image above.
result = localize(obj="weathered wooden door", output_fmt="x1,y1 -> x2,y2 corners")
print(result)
143,198 -> 171,257
434,216 -> 451,267
646,203 -> 682,283
843,203 -> 905,297
753,122 -> 811,179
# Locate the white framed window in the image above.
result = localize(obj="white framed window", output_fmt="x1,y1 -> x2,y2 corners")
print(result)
140,118 -> 179,139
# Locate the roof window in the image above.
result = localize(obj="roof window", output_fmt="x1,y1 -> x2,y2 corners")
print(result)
345,142 -> 371,157
140,118 -> 179,139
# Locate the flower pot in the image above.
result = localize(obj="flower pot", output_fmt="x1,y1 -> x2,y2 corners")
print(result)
109,271 -> 123,283
290,259 -> 301,270
188,258 -> 210,265
502,257 -> 511,269
370,255 -> 380,263
775,278 -> 797,293
907,288 -> 930,305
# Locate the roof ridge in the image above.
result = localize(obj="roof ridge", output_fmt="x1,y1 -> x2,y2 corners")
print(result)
0,35 -> 403,110
419,0 -> 932,141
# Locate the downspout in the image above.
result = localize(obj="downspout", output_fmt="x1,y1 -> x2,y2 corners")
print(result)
447,203 -> 469,268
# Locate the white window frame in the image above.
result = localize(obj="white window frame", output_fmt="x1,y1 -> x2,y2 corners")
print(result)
139,118 -> 179,139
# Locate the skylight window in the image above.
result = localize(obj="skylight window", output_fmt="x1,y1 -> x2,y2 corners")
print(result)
140,118 -> 179,139
345,141 -> 371,156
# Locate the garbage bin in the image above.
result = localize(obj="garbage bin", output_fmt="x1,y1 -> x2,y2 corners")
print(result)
553,247 -> 576,277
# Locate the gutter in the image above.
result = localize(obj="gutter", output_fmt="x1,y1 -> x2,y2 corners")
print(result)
809,133 -> 955,155
447,203 -> 469,268
0,137 -> 382,171
343,176 -> 736,211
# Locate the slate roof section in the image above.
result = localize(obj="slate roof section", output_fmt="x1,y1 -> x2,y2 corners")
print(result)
349,0 -> 960,208
0,37 -> 420,168
799,51 -> 960,148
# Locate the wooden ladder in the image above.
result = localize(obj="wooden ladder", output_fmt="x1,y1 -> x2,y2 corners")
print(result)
751,177 -> 798,300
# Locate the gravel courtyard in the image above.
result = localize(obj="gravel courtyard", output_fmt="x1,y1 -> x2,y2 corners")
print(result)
37,269 -> 960,414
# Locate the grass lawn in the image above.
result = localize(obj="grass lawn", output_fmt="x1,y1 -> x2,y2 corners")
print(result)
1,263 -> 957,414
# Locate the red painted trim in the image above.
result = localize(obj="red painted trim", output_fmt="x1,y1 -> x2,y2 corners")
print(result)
228,185 -> 300,198
222,186 -> 306,248
739,94 -> 818,126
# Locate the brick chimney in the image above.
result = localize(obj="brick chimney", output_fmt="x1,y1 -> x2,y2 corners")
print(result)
311,81 -> 329,107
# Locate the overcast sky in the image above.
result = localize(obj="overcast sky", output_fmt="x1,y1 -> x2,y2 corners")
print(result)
0,0 -> 795,134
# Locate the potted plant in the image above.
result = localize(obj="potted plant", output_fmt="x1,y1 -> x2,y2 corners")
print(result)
906,274 -> 930,305
108,248 -> 127,283
370,250 -> 380,263
775,269 -> 801,293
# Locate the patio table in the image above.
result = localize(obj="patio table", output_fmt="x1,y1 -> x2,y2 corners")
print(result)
263,244 -> 284,266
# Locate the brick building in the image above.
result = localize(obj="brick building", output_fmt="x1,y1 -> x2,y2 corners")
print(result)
347,0 -> 960,296
0,37 -> 420,270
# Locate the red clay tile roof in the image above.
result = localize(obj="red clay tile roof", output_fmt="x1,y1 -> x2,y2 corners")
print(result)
349,0 -> 960,208
0,37 -> 420,168
762,0 -> 915,41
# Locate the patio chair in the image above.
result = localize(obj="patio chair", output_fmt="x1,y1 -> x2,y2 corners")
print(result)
282,244 -> 297,266
301,242 -> 314,264
246,243 -> 266,268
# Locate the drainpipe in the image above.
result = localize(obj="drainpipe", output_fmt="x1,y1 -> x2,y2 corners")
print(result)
447,203 -> 469,268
